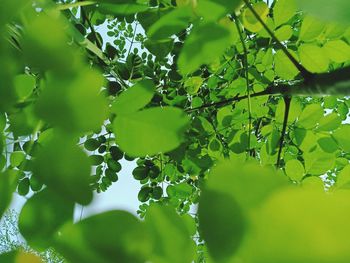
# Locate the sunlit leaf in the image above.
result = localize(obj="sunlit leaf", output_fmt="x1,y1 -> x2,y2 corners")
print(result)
147,7 -> 192,40
323,40 -> 350,63
297,104 -> 324,129
273,0 -> 297,27
274,49 -> 299,80
196,0 -> 242,21
113,107 -> 190,157
242,2 -> 269,33
178,22 -> 231,75
333,125 -> 350,152
299,44 -> 329,73
111,79 -> 155,115
299,15 -> 326,41
285,159 -> 305,181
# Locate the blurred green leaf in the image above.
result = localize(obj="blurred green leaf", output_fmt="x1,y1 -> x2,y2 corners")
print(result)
19,189 -> 74,250
33,134 -> 93,205
145,204 -> 195,263
54,211 -> 151,263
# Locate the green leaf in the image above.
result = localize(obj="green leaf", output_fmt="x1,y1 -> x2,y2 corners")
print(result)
145,204 -> 195,263
19,189 -> 74,250
249,188 -> 350,262
113,107 -> 189,157
17,178 -> 30,196
198,189 -> 245,262
293,129 -> 318,153
138,186 -> 152,202
273,0 -> 297,27
299,44 -> 329,73
196,0 -> 242,21
111,80 -> 155,115
35,68 -> 108,133
33,134 -> 93,205
295,0 -> 350,25
274,49 -> 299,80
204,160 -> 287,211
89,154 -> 104,166
0,250 -> 43,263
14,74 -> 35,100
333,125 -> 350,152
198,160 -> 287,261
166,182 -> 192,199
0,171 -> 17,219
297,104 -> 324,129
184,76 -> 203,95
242,2 -> 269,33
333,165 -> 350,189
317,136 -> 339,153
0,113 -> 6,131
132,166 -> 148,180
304,150 -> 335,175
98,3 -> 148,16
144,39 -> 174,58
22,15 -> 73,71
10,151 -> 26,167
285,159 -> 305,181
299,15 -> 326,41
316,112 -> 341,131
84,138 -> 101,151
54,211 -> 151,263
147,7 -> 192,40
275,25 -> 293,41
323,40 -> 350,63
178,22 -> 231,75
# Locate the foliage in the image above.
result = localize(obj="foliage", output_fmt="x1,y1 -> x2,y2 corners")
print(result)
0,0 -> 350,262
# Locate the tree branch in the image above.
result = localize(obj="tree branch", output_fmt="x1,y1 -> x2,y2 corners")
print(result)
186,65 -> 350,112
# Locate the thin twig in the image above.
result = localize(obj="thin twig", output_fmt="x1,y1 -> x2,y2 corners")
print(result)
276,96 -> 291,168
186,88 -> 272,112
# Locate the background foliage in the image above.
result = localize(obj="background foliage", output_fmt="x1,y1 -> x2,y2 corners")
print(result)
1,0 -> 350,262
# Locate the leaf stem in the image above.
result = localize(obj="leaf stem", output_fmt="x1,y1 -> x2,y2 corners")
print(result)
276,96 -> 291,168
234,16 -> 252,156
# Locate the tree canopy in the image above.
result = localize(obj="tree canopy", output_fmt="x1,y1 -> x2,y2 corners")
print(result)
1,0 -> 350,262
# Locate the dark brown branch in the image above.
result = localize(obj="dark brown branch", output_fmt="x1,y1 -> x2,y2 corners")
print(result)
186,65 -> 350,112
